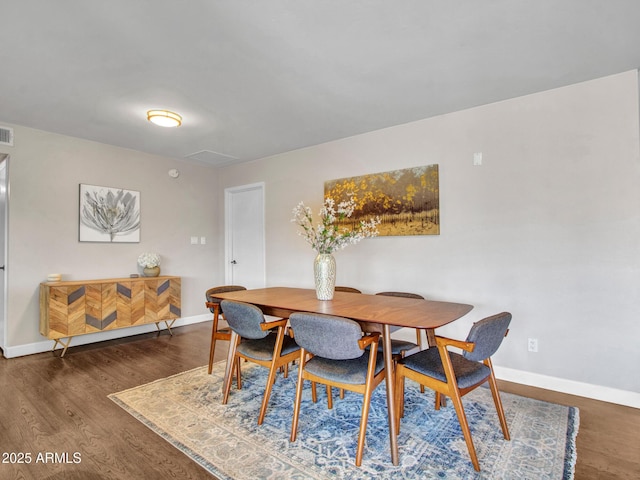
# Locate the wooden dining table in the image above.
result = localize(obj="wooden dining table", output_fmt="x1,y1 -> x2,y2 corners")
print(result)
213,286 -> 473,465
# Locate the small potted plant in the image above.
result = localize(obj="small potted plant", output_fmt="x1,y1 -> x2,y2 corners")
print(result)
138,252 -> 161,277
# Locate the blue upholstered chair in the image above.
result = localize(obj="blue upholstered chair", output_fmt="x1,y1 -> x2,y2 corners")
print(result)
205,285 -> 247,375
220,300 -> 300,425
289,312 -> 385,467
394,312 -> 512,471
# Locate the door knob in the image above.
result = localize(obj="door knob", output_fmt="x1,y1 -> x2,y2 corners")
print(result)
230,260 -> 237,265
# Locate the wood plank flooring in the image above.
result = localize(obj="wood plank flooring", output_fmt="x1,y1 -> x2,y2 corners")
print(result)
0,323 -> 638,479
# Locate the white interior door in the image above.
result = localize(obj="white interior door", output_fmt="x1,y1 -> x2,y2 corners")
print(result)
225,183 -> 266,288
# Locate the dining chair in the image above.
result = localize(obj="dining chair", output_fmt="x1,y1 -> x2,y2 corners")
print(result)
333,286 -> 362,398
335,286 -> 362,293
289,312 -> 385,466
220,300 -> 301,425
205,285 -> 247,375
375,291 -> 425,355
394,312 -> 512,471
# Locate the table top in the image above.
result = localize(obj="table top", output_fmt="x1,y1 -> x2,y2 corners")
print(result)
214,287 -> 473,329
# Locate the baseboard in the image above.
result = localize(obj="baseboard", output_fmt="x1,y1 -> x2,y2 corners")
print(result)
494,365 -> 640,409
2,314 -> 210,359
6,319 -> 638,409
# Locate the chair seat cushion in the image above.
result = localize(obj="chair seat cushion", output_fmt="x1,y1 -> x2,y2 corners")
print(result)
305,352 -> 384,385
400,347 -> 490,389
237,333 -> 299,361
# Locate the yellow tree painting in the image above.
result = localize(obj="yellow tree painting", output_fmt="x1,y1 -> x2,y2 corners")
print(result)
324,165 -> 439,236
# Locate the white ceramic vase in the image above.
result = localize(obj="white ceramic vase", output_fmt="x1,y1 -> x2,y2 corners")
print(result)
314,253 -> 336,300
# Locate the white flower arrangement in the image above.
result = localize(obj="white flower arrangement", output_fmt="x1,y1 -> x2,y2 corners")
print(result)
137,252 -> 161,268
292,196 -> 380,254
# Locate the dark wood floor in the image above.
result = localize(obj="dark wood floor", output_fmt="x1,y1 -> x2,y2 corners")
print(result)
0,323 -> 638,479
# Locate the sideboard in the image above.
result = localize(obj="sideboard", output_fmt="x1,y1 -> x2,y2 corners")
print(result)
40,276 -> 181,356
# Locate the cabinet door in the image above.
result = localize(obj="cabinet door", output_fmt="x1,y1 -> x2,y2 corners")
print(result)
144,277 -> 181,324
115,280 -> 146,327
85,283 -> 122,332
48,285 -> 88,338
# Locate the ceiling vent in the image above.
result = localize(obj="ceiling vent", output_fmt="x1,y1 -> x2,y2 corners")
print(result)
184,150 -> 238,167
0,127 -> 14,147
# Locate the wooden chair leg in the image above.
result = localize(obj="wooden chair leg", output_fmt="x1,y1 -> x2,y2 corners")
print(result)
311,381 -> 317,403
222,333 -> 239,404
208,308 -> 220,374
290,351 -> 307,442
258,360 -> 279,425
486,359 -> 510,440
326,385 -> 333,409
235,357 -> 242,390
207,338 -> 216,374
394,367 -> 404,435
355,383 -> 375,467
449,389 -> 480,471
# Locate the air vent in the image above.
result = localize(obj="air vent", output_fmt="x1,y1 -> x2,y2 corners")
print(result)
185,149 -> 238,167
0,127 -> 14,146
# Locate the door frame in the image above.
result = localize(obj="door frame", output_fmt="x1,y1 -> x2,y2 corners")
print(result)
0,154 -> 8,355
224,182 -> 266,286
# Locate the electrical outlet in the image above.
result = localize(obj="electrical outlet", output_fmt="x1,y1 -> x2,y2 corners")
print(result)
528,338 -> 538,352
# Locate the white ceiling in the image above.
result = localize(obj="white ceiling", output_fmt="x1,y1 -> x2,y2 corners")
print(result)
2,1 -> 640,167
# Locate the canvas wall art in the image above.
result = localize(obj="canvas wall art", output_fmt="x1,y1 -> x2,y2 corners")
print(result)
324,165 -> 439,236
79,184 -> 141,242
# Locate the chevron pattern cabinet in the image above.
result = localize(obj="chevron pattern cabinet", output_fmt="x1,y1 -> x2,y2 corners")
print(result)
40,276 -> 181,355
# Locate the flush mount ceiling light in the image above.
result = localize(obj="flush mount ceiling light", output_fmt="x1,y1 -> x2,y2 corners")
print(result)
147,110 -> 182,127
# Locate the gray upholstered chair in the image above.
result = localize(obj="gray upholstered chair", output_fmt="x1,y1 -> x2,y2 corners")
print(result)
375,291 -> 425,355
395,312 -> 512,471
205,285 -> 247,375
335,286 -> 362,293
289,312 -> 385,467
220,300 -> 300,425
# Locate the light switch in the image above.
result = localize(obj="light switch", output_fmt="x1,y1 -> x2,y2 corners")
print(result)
200,236 -> 206,245
473,152 -> 483,166
190,236 -> 198,245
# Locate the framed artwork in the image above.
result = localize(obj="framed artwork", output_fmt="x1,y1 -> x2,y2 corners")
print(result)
324,164 -> 440,236
79,184 -> 141,242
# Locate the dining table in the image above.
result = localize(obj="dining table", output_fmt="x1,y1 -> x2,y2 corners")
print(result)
213,286 -> 473,465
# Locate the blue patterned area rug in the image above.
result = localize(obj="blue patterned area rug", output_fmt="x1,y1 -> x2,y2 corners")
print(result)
109,363 -> 578,479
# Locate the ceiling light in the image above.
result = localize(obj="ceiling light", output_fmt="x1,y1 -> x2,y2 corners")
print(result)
147,110 -> 182,127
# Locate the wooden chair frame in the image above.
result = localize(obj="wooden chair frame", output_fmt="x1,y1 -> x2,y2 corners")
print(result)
206,301 -> 231,374
290,332 -> 385,467
205,286 -> 246,384
394,334 -> 510,471
223,318 -> 299,425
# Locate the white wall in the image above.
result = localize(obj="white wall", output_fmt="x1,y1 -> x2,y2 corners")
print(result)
219,71 -> 640,404
0,124 -> 221,353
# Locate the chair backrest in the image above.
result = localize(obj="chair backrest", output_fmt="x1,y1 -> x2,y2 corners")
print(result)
289,312 -> 364,360
335,286 -> 362,293
375,291 -> 424,300
463,312 -> 512,362
220,300 -> 269,340
206,285 -> 247,312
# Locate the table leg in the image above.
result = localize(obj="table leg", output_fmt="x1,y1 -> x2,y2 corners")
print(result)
383,324 -> 399,465
426,328 -> 437,347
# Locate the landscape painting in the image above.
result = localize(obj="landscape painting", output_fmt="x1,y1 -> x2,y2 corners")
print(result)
324,165 -> 440,236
